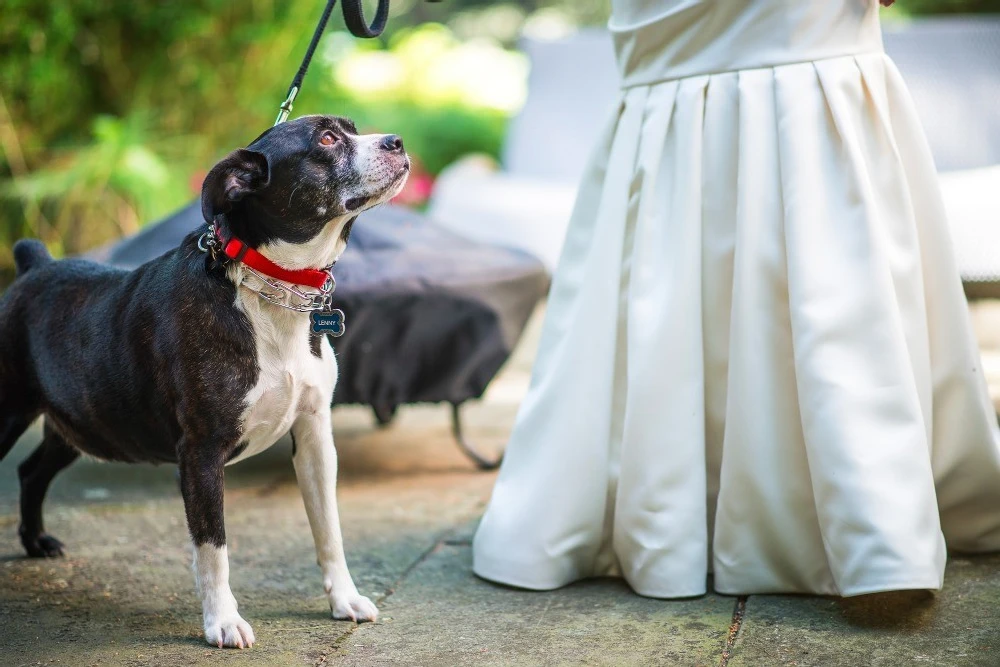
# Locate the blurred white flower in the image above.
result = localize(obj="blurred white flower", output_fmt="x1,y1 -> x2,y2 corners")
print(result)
330,24 -> 528,114
336,51 -> 406,95
417,38 -> 528,112
522,8 -> 577,41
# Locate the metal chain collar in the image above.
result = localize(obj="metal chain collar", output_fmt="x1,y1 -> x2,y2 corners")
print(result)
197,225 -> 336,314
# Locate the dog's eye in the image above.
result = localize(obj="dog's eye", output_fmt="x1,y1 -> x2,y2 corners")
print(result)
319,132 -> 338,147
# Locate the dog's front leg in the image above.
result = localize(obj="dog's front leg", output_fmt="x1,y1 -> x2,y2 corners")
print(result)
178,442 -> 255,648
292,411 -> 378,622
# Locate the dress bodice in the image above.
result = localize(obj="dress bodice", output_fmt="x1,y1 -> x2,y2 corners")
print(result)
610,0 -> 884,87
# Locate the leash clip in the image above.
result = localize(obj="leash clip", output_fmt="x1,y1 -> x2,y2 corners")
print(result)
275,86 -> 299,126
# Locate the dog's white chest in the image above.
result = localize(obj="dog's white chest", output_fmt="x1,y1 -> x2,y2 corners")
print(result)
227,295 -> 337,465
241,373 -> 300,455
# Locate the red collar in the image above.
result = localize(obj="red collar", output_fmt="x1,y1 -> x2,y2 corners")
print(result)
213,224 -> 333,291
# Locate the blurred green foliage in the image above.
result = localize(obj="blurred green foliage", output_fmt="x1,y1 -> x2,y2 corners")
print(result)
1,0 -> 334,280
0,0 -> 523,283
903,0 -> 1000,11
0,0 -> 998,286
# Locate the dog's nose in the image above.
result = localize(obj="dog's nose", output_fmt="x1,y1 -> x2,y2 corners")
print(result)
379,135 -> 404,152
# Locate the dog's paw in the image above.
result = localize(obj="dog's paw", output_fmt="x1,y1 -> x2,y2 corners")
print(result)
204,614 -> 256,649
330,592 -> 378,623
22,533 -> 65,558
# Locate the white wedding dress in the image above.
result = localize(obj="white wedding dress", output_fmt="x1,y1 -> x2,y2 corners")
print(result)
472,0 -> 1000,597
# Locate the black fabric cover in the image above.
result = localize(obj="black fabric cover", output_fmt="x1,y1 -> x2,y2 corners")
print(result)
98,202 -> 549,416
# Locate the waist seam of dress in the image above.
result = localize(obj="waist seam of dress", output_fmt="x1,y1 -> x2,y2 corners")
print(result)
618,48 -> 885,90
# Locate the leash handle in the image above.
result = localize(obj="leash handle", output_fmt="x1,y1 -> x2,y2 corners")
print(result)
275,0 -> 391,126
341,0 -> 391,39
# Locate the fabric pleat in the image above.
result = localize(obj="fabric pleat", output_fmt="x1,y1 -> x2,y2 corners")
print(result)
473,2 -> 1000,598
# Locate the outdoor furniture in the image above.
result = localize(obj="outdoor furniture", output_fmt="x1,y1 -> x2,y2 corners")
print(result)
430,17 -> 1000,298
883,18 -> 1000,299
96,202 -> 550,469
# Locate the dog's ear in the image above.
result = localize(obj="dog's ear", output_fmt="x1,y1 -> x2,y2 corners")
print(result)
200,149 -> 270,222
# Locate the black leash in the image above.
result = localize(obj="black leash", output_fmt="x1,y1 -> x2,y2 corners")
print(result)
275,0 -> 392,125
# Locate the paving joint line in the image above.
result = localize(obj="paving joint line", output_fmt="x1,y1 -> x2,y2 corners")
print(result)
443,538 -> 472,546
311,529 -> 453,666
719,596 -> 747,667
314,627 -> 359,666
378,532 -> 448,601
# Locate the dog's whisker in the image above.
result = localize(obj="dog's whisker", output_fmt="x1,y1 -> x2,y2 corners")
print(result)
288,184 -> 303,209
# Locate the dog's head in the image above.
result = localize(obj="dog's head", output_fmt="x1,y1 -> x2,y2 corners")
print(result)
201,115 -> 409,255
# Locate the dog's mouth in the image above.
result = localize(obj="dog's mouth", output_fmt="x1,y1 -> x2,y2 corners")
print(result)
344,196 -> 367,212
344,166 -> 410,213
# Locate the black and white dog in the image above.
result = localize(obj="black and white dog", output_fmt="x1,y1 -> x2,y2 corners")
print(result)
0,115 -> 408,648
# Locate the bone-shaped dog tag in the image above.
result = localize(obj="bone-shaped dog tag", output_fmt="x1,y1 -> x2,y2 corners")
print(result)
310,309 -> 346,337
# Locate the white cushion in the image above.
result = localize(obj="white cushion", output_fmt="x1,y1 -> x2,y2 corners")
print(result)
430,161 -> 1000,288
939,165 -> 1000,286
428,156 -> 576,272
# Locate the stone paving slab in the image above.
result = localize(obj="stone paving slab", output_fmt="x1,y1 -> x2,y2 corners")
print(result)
0,424 -> 498,667
728,554 -> 1000,667
343,543 -> 735,667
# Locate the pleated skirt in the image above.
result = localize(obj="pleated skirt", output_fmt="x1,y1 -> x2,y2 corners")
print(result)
473,53 -> 1000,597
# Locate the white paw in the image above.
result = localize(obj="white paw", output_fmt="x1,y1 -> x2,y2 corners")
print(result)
331,592 -> 379,623
204,613 -> 256,649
